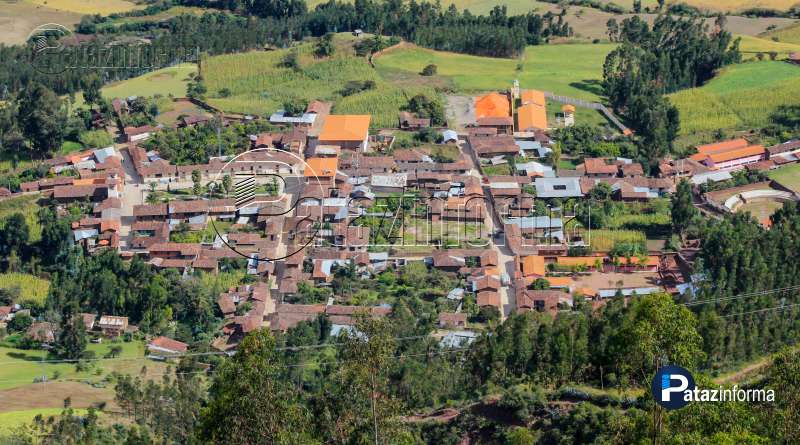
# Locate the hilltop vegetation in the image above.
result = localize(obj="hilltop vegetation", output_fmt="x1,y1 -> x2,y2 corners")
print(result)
375,43 -> 616,101
203,40 -> 439,127
668,61 -> 800,135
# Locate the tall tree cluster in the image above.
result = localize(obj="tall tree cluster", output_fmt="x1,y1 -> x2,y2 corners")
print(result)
603,15 -> 739,169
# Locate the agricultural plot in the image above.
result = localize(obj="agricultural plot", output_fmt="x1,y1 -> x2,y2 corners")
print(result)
668,61 -> 800,135
375,43 -> 615,102
203,43 -> 438,127
0,408 -> 89,433
0,341 -> 152,391
0,194 -> 43,242
0,1 -> 82,45
0,273 -> 50,305
25,0 -> 142,15
101,63 -> 196,101
735,34 -> 800,58
762,23 -> 800,45
580,229 -> 647,253
769,163 -> 800,194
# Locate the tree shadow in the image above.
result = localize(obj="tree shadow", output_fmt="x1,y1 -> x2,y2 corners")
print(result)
7,351 -> 52,362
569,79 -> 605,98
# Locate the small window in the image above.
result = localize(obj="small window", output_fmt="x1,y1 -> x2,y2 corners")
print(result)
553,184 -> 567,190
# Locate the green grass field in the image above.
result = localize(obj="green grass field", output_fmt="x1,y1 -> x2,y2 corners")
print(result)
0,408 -> 88,434
0,273 -> 50,305
581,229 -> 647,253
668,61 -> 800,135
0,194 -> 43,242
735,34 -> 800,58
97,63 -> 196,102
0,341 -> 149,391
762,23 -> 800,45
768,163 -> 800,194
203,40 -> 438,127
375,43 -> 615,101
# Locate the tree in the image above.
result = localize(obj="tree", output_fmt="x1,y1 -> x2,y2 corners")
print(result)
406,94 -> 446,126
199,329 -> 313,444
314,33 -> 335,58
421,64 -> 437,76
191,169 -> 202,196
56,303 -> 87,360
17,83 -> 64,158
671,179 -> 697,236
547,141 -> 562,168
315,316 -> 406,443
222,175 -> 232,195
606,19 -> 619,42
282,98 -> 308,117
8,312 -> 32,332
80,74 -> 103,105
0,213 -> 29,258
281,50 -> 300,70
764,348 -> 800,443
611,293 -> 704,384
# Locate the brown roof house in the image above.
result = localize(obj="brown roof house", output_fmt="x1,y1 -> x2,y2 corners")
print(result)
148,336 -> 189,355
98,315 -> 129,337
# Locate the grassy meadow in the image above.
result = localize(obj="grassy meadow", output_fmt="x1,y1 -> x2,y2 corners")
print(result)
769,163 -> 800,194
0,273 -> 50,305
203,42 -> 438,127
0,341 -> 158,391
0,408 -> 89,434
762,23 -> 800,45
375,43 -> 616,101
668,61 -> 800,135
100,63 -> 196,101
735,34 -> 800,58
581,229 -> 647,253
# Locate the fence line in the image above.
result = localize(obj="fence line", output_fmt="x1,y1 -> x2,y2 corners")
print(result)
543,91 -> 630,134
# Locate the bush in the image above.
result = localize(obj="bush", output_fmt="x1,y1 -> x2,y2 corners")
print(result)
421,64 -> 437,76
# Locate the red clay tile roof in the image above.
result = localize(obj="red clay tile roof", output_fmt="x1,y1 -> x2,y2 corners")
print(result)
148,336 -> 188,353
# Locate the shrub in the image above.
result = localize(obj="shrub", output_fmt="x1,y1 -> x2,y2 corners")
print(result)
421,64 -> 437,76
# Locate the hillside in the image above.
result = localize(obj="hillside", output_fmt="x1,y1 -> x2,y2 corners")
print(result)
202,39 -> 439,127
761,22 -> 800,45
668,61 -> 800,135
375,43 -> 616,101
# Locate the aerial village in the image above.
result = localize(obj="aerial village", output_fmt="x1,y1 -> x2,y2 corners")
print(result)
4,83 -> 799,354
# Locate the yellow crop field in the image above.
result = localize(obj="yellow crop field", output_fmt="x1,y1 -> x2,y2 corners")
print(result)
0,273 -> 51,305
26,0 -> 143,15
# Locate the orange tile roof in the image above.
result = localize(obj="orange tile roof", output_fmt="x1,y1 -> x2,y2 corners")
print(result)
707,144 -> 765,164
475,92 -> 510,119
557,256 -> 602,267
72,178 -> 105,186
561,104 -> 575,113
576,287 -> 596,297
517,103 -> 547,131
304,157 -> 338,178
319,115 -> 371,142
521,255 -> 545,277
545,277 -> 573,287
520,90 -> 546,107
695,138 -> 749,155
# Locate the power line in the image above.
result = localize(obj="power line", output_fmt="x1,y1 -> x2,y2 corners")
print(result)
683,284 -> 800,307
721,302 -> 800,319
0,347 -> 472,386
0,335 -> 436,367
